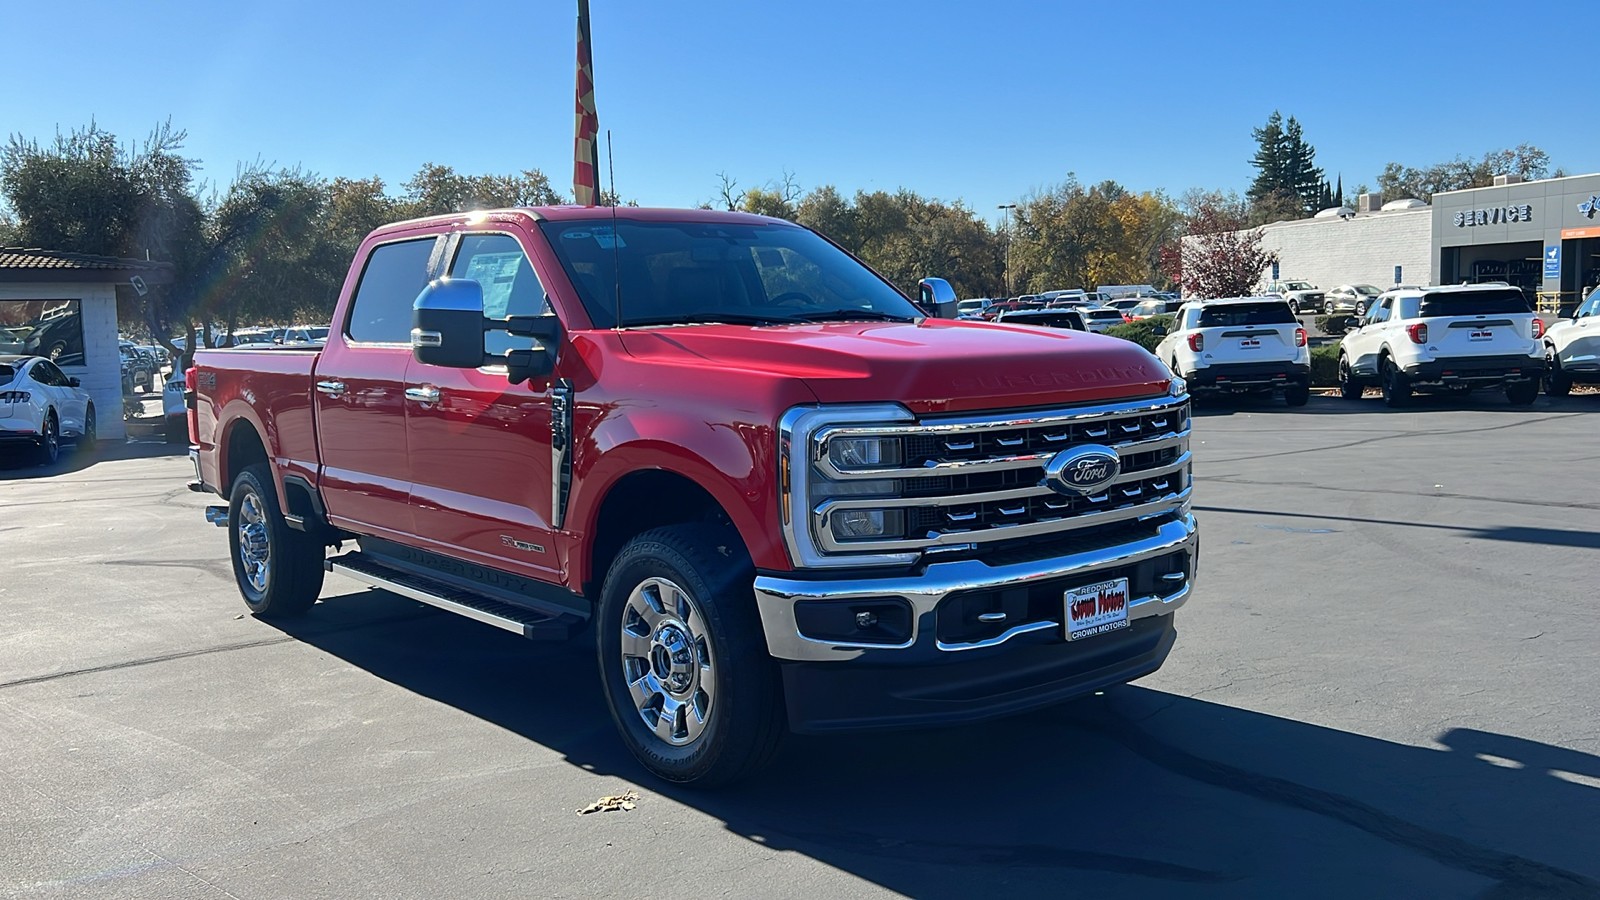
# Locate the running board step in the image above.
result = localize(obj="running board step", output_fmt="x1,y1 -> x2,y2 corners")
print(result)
327,552 -> 577,640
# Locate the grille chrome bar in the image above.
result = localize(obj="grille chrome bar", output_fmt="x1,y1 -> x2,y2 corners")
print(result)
816,451 -> 1191,513
819,425 -> 1191,480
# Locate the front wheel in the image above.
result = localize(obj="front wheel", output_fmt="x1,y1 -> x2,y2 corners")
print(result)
228,464 -> 324,617
76,405 -> 97,455
1544,350 -> 1572,397
597,524 -> 784,786
1323,300 -> 1335,316
1337,355 -> 1363,400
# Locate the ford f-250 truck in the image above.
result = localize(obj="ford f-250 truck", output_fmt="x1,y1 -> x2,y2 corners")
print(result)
188,207 -> 1198,785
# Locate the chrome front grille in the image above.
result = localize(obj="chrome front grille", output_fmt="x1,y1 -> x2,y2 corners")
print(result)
807,394 -> 1192,555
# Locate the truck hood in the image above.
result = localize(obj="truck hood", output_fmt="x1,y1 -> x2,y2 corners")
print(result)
619,319 -> 1173,414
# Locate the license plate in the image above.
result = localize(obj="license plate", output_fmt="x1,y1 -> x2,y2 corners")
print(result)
1239,338 -> 1260,349
1469,330 -> 1492,341
1065,577 -> 1130,640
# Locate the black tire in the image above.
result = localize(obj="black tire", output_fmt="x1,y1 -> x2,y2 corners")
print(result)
163,415 -> 187,444
1284,383 -> 1310,407
1544,349 -> 1572,397
1337,355 -> 1363,400
1506,380 -> 1538,406
597,523 -> 784,786
1380,357 -> 1410,408
227,464 -> 324,617
34,413 -> 60,466
1323,300 -> 1335,316
76,405 -> 97,455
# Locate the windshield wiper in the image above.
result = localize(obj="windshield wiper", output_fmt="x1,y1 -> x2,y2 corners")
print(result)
781,309 -> 915,323
623,312 -> 797,328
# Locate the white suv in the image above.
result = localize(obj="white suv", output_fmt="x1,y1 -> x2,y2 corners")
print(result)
1336,284 -> 1545,407
1543,293 -> 1600,395
1154,297 -> 1310,406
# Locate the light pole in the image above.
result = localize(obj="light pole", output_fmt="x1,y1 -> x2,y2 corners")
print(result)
997,204 -> 1017,297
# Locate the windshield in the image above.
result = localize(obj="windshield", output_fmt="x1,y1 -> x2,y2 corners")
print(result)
1197,302 -> 1296,327
1354,285 -> 1382,296
538,218 -> 922,328
1004,312 -> 1082,329
1085,309 -> 1123,320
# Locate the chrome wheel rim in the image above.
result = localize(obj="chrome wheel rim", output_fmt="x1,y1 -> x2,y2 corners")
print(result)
237,491 -> 271,593
84,409 -> 95,444
620,576 -> 715,746
44,419 -> 58,460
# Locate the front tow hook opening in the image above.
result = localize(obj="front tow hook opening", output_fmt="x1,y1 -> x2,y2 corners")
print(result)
204,506 -> 230,527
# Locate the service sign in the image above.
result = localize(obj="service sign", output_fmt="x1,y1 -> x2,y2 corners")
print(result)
1454,205 -> 1533,227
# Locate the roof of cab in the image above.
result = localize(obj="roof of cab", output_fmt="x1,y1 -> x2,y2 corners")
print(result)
370,206 -> 791,237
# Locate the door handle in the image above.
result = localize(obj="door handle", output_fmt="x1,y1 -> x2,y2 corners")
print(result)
405,385 -> 441,404
315,380 -> 347,397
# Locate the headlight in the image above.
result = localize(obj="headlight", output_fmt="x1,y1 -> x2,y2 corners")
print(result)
826,436 -> 902,470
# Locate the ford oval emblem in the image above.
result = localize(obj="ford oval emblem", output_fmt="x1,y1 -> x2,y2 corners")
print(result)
1044,445 -> 1121,496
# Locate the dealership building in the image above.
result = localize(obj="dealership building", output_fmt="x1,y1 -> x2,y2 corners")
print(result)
1217,172 -> 1600,313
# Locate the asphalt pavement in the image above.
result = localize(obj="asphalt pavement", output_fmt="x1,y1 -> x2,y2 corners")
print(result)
2,391 -> 1598,899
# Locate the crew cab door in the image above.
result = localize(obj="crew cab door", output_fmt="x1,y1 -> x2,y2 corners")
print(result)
404,230 -> 561,582
315,233 -> 442,538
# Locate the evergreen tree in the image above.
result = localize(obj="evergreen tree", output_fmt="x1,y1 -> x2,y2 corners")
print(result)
1318,180 -> 1332,211
1334,174 -> 1344,208
1247,112 -> 1288,206
1283,116 -> 1324,215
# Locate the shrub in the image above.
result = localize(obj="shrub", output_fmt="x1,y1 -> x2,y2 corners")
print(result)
1315,314 -> 1357,335
1310,343 -> 1341,386
1103,315 -> 1175,353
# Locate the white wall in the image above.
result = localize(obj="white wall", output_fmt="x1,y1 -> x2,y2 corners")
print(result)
0,282 -> 124,439
1254,209 -> 1434,292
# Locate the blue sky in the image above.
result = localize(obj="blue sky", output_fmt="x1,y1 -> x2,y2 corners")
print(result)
6,0 -> 1596,225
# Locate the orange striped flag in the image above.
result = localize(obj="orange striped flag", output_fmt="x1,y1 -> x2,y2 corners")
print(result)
573,0 -> 599,206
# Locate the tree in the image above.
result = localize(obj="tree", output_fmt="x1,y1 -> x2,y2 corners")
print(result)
1247,111 -> 1323,219
1247,112 -> 1288,207
1375,145 -> 1555,202
400,163 -> 561,217
1178,190 -> 1277,300
1282,116 -> 1323,214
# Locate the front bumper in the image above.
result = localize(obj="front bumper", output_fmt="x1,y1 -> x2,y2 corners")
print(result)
1400,354 -> 1545,385
1185,361 -> 1310,391
754,513 -> 1197,732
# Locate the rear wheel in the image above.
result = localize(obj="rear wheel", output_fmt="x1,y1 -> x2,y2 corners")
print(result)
34,413 -> 60,466
1323,300 -> 1335,316
1506,380 -> 1538,406
1380,357 -> 1410,408
1284,383 -> 1310,407
228,464 -> 324,617
1337,355 -> 1363,400
597,524 -> 784,786
1544,349 -> 1572,397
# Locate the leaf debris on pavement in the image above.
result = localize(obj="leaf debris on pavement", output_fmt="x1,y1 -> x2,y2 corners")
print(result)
577,791 -> 639,815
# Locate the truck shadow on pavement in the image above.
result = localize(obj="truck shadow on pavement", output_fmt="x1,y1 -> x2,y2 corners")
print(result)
0,439 -> 184,479
268,594 -> 1600,898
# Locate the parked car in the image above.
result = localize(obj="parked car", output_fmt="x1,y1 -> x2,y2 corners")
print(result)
120,343 -> 154,391
0,354 -> 96,464
1080,307 -> 1128,333
1323,284 -> 1384,315
956,298 -> 992,318
189,205 -> 1199,786
980,299 -> 1044,320
1336,285 -> 1545,406
1155,297 -> 1310,405
1541,291 -> 1600,395
996,308 -> 1089,330
1128,298 -> 1184,319
162,367 -> 190,443
1106,298 -> 1145,316
1264,280 -> 1324,315
23,305 -> 85,366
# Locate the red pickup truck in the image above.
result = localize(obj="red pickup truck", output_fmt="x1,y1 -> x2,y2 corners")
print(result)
189,206 -> 1198,785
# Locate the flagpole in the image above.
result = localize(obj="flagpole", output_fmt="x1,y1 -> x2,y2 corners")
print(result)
574,0 -> 599,206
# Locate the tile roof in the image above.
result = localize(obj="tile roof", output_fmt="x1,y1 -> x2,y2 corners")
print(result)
0,248 -> 172,271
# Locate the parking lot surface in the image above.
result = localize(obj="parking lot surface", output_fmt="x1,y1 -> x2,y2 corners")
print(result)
2,393 -> 1597,899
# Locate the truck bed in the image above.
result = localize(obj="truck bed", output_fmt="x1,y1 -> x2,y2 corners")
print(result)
193,347 -> 322,496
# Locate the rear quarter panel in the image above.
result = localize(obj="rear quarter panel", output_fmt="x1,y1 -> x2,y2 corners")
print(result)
195,348 -> 321,503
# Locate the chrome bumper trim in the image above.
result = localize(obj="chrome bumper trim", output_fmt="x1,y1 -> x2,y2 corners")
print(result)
754,513 -> 1197,661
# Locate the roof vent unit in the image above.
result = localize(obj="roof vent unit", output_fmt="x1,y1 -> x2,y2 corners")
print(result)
1493,174 -> 1524,186
1356,192 -> 1384,213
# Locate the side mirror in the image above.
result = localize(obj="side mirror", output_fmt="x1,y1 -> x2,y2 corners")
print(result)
917,276 -> 959,318
67,377 -> 81,387
1151,324 -> 1168,337
413,278 -> 489,369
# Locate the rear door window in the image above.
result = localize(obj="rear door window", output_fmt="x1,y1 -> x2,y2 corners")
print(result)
1416,289 -> 1531,318
1196,303 -> 1296,327
0,364 -> 15,385
345,238 -> 440,344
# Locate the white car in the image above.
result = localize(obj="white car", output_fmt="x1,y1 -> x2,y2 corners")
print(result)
1336,284 -> 1545,407
1080,307 -> 1127,333
162,369 -> 190,443
1154,297 -> 1310,406
0,355 -> 96,465
1543,292 -> 1600,395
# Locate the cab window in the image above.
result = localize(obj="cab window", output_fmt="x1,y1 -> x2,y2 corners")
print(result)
448,233 -> 551,357
345,237 -> 440,344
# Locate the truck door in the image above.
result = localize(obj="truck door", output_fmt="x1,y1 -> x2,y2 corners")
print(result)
315,234 -> 441,538
403,230 -> 560,582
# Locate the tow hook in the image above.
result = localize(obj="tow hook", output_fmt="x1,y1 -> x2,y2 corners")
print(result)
205,506 -> 230,528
